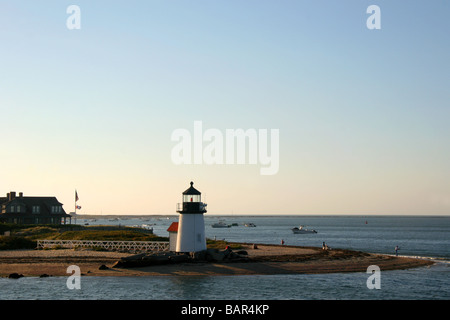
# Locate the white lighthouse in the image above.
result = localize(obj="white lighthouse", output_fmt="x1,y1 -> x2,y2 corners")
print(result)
175,181 -> 207,253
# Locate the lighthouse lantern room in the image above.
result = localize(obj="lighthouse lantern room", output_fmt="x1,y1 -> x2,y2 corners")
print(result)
176,181 -> 207,253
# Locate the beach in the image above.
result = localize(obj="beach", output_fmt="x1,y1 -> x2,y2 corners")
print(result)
0,244 -> 434,277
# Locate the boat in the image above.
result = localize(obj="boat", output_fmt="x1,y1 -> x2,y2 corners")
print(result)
292,226 -> 317,234
141,224 -> 154,231
131,224 -> 154,232
244,223 -> 256,227
211,221 -> 230,228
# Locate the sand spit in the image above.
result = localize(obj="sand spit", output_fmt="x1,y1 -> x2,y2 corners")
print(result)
0,244 -> 434,277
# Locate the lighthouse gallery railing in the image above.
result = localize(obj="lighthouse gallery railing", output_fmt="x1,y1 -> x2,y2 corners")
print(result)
36,240 -> 169,252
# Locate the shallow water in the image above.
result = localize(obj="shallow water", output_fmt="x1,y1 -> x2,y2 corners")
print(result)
1,263 -> 448,300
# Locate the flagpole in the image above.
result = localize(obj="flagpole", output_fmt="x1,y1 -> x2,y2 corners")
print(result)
75,190 -> 77,216
73,189 -> 77,225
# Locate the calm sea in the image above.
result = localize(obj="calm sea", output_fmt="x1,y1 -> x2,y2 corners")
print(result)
1,215 -> 449,301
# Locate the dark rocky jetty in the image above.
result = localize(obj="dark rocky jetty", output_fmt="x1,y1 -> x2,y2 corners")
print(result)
112,247 -> 248,269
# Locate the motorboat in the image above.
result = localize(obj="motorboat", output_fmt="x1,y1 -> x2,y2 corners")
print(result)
131,224 -> 154,232
244,223 -> 256,227
292,226 -> 317,234
141,224 -> 154,231
211,221 -> 230,228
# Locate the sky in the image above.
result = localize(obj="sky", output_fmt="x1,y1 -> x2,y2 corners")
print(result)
0,1 -> 449,215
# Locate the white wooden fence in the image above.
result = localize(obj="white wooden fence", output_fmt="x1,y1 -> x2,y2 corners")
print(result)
36,240 -> 170,252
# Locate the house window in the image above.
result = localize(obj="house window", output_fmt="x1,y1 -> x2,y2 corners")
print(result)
32,206 -> 40,214
16,206 -> 21,212
10,206 -> 15,213
52,206 -> 61,214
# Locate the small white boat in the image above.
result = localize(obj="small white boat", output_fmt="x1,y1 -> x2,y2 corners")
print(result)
244,223 -> 256,227
131,224 -> 154,231
211,221 -> 230,228
292,226 -> 317,234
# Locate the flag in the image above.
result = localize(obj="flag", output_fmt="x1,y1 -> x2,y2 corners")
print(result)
75,191 -> 79,202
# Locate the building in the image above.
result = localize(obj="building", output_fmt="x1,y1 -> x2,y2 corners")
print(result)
0,191 -> 71,225
175,181 -> 207,253
166,222 -> 179,252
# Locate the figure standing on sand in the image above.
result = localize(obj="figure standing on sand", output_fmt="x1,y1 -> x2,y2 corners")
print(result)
395,245 -> 400,256
322,242 -> 330,250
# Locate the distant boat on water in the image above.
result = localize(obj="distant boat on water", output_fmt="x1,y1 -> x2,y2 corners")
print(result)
131,224 -> 154,232
292,226 -> 317,234
211,221 -> 230,228
244,223 -> 256,227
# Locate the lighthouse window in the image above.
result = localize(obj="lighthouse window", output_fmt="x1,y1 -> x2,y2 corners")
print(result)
183,194 -> 201,203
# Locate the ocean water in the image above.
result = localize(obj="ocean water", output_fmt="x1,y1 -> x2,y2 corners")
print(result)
0,215 -> 449,300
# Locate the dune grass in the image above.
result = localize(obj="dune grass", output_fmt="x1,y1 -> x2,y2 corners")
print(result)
0,224 -> 168,250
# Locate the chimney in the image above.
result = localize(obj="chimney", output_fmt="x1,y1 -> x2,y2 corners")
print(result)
19,192 -> 23,198
8,192 -> 16,201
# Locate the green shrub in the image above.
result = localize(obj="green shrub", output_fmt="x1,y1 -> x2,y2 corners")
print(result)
0,224 -> 168,248
206,239 -> 242,250
0,236 -> 36,250
52,230 -> 167,242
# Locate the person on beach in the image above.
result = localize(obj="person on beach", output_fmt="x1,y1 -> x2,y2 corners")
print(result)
281,239 -> 285,245
395,245 -> 399,256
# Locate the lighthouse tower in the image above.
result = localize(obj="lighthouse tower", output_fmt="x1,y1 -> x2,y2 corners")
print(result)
176,181 -> 207,253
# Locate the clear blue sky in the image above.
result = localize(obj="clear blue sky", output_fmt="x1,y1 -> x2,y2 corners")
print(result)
0,1 -> 449,215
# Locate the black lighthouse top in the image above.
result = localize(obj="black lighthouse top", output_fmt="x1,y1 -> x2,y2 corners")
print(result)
177,181 -> 207,214
183,181 -> 201,195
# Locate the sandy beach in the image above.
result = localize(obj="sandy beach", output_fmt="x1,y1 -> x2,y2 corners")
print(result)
0,244 -> 434,277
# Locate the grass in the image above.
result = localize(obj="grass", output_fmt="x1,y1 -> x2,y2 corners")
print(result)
50,230 -> 167,241
206,239 -> 243,250
0,223 -> 168,250
0,223 -> 242,251
0,236 -> 36,250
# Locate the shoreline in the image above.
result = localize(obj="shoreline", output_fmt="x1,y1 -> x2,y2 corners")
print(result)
0,244 -> 435,277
